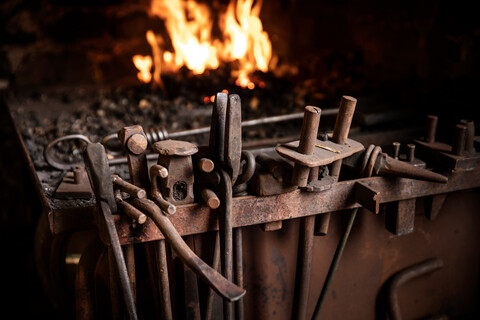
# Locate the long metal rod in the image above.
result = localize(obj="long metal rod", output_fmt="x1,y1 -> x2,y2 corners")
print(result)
234,228 -> 244,320
131,198 -> 246,302
100,201 -> 138,320
218,169 -> 234,319
155,240 -> 173,320
124,244 -> 137,305
311,207 -> 359,319
52,166 -> 476,240
292,106 -> 322,320
293,214 -> 315,320
161,109 -> 338,141
204,232 -> 221,320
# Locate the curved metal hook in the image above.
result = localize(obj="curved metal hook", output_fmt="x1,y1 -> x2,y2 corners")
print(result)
235,150 -> 256,186
43,134 -> 92,170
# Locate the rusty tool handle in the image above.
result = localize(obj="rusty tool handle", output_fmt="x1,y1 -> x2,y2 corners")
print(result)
201,188 -> 221,209
224,94 -> 242,184
112,175 -> 146,199
83,143 -> 138,320
316,96 -> 357,235
131,198 -> 246,302
209,92 -> 228,164
115,190 -> 147,224
291,106 -> 322,187
291,106 -> 321,320
331,96 -> 357,174
150,168 -> 176,215
217,169 -> 235,319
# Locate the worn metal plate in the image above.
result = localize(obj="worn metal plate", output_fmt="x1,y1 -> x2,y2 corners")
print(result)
276,138 -> 364,167
48,166 -> 480,239
55,170 -> 93,199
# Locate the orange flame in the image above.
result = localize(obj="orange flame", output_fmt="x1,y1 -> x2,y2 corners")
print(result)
133,0 -> 272,89
150,0 -> 219,74
222,0 -> 271,78
132,55 -> 153,83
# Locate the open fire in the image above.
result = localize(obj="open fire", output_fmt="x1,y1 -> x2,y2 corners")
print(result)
132,0 -> 272,90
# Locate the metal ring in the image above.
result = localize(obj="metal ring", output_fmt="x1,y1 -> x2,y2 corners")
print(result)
364,146 -> 382,178
360,144 -> 375,177
43,134 -> 92,170
234,150 -> 256,186
100,133 -> 123,156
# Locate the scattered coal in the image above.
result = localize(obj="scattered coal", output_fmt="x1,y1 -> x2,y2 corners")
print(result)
8,74 -> 328,210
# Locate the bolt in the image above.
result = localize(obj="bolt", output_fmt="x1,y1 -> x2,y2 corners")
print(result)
460,119 -> 475,153
406,144 -> 415,162
292,106 -> 322,187
392,142 -> 401,160
127,133 -> 148,155
425,115 -> 438,143
452,124 -> 467,156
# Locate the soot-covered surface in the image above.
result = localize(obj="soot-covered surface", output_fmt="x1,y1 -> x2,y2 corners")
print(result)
8,80 -> 317,210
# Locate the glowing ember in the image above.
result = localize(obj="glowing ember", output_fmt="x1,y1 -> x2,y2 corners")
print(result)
132,55 -> 153,83
133,0 -> 273,89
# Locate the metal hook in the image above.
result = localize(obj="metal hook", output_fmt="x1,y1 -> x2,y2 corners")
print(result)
43,134 -> 92,170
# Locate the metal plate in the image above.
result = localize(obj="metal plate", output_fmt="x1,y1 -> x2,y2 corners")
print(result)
276,138 -> 364,167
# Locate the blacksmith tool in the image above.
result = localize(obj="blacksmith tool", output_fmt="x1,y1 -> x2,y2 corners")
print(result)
342,147 -> 448,183
276,96 -> 359,320
205,92 -> 255,320
115,189 -> 146,225
144,135 -> 246,309
312,145 -> 448,318
45,109 -> 339,171
151,138 -> 201,318
290,105 -> 322,320
118,125 -> 172,320
129,197 -> 247,302
101,108 -> 339,151
415,116 -> 480,170
383,258 -> 444,320
315,96 -> 357,236
82,143 -> 138,320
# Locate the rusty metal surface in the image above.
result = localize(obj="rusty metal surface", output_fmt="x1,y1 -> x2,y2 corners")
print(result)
385,198 -> 417,235
290,106 -> 322,187
6,104 -> 480,319
115,190 -> 147,224
224,94 -> 242,184
153,140 -> 197,205
118,126 -> 149,188
45,165 -> 480,241
241,190 -> 480,319
385,258 -> 444,320
112,175 -> 146,199
54,167 -> 93,199
131,198 -> 246,302
217,169 -> 235,318
83,143 -> 138,320
276,138 -> 364,168
424,193 -> 447,220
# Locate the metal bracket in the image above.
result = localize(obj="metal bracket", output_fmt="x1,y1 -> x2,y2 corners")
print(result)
355,181 -> 380,214
385,198 -> 416,236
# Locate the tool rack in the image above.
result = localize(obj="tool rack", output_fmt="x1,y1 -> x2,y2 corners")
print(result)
8,94 -> 480,319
